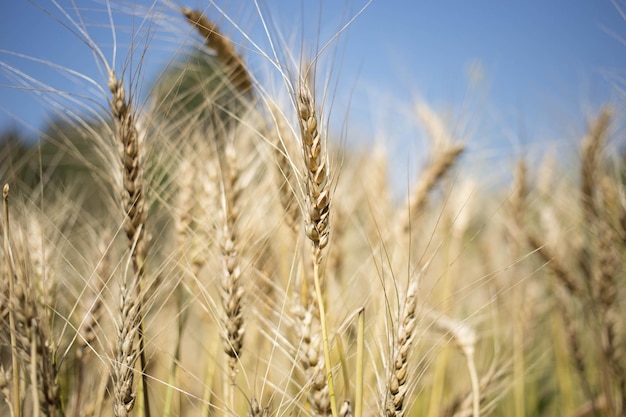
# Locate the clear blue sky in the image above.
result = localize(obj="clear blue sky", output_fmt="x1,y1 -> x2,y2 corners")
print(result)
1,0 -> 625,177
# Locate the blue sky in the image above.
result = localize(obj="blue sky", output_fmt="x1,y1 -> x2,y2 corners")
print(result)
1,0 -> 625,180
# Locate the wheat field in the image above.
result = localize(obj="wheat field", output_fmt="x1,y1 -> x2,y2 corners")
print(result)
1,2 -> 625,417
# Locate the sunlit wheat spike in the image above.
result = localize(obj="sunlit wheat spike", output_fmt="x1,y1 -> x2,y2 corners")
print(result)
398,143 -> 464,235
297,80 -> 330,264
183,7 -> 254,97
382,278 -> 419,417
581,106 -> 612,222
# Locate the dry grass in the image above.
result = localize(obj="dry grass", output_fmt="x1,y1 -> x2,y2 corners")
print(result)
1,3 -> 625,417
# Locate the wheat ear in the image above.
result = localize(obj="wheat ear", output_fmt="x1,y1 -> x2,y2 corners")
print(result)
398,144 -> 464,235
183,7 -> 253,97
597,179 -> 626,414
113,282 -> 143,417
580,108 -> 623,415
218,142 -> 246,412
578,107 -> 612,298
297,78 -> 338,417
525,223 -> 581,297
298,80 -> 330,263
108,70 -> 150,417
3,193 -> 61,416
382,277 -> 418,417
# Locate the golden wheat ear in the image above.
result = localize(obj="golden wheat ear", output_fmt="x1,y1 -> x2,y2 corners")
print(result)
107,70 -> 151,417
397,143 -> 464,236
182,7 -> 254,98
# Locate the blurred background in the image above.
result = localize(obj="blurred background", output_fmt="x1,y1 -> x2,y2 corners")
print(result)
1,0 -> 626,189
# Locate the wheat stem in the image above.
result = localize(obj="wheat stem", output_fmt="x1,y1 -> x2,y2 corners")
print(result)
313,261 -> 339,417
31,318 -> 40,417
201,336 -> 220,417
336,335 -> 349,399
355,308 -> 364,417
